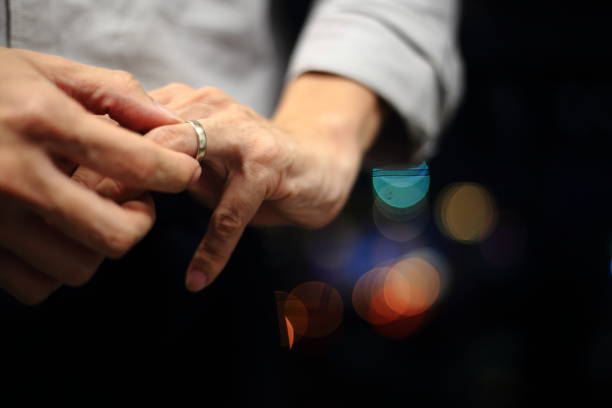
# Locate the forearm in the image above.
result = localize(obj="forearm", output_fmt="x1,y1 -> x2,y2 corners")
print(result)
270,73 -> 383,223
273,72 -> 382,155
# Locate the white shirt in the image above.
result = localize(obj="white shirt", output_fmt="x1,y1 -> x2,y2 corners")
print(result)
0,0 -> 462,160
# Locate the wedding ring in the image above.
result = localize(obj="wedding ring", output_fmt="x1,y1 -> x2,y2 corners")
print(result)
185,120 -> 207,162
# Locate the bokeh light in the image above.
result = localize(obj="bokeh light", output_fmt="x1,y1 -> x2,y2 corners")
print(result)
372,198 -> 428,242
371,163 -> 430,243
285,317 -> 295,349
411,248 -> 452,299
275,291 -> 309,349
436,182 -> 498,243
609,237 -> 612,276
289,282 -> 343,338
384,257 -> 440,317
352,266 -> 402,325
372,162 -> 430,209
352,251 -> 446,339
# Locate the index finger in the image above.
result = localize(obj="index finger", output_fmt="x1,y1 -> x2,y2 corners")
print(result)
16,49 -> 182,132
81,122 -> 202,202
46,102 -> 201,194
186,176 -> 265,292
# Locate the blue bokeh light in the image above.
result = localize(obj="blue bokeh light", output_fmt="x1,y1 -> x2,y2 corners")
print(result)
372,162 -> 430,209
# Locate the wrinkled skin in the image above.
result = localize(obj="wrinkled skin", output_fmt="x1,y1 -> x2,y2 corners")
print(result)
82,74 -> 380,292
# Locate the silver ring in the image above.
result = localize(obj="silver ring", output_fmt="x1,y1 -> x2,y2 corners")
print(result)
185,120 -> 207,162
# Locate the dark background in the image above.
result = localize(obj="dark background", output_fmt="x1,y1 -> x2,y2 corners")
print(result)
2,0 -> 611,406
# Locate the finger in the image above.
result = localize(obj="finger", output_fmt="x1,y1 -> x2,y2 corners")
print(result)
167,86 -> 233,114
0,211 -> 104,287
68,111 -> 133,193
144,119 -> 228,159
0,249 -> 61,306
94,114 -> 120,127
186,176 -> 265,292
148,82 -> 195,106
30,165 -> 157,258
146,122 -> 199,156
71,166 -> 106,190
91,122 -> 202,202
187,172 -> 224,208
17,49 -> 182,132
43,102 -> 201,194
70,112 -> 134,191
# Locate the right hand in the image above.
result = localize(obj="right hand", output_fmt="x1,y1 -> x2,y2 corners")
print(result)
0,48 -> 201,305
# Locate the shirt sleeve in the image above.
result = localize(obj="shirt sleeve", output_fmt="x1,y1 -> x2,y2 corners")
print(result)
287,0 -> 463,161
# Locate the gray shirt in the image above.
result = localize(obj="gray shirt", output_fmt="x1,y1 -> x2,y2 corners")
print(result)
0,0 -> 462,160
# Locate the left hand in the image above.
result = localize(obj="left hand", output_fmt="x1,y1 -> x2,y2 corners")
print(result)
89,82 -> 365,291
87,73 -> 381,293
152,84 -> 363,291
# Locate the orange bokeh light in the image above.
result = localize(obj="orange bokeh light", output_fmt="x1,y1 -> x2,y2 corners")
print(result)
384,257 -> 440,317
353,255 -> 442,338
353,266 -> 396,325
275,291 -> 309,348
368,287 -> 403,325
285,317 -> 295,349
289,281 -> 343,338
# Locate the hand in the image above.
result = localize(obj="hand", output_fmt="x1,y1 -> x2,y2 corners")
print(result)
148,84 -> 363,291
91,74 -> 380,292
0,48 -> 201,304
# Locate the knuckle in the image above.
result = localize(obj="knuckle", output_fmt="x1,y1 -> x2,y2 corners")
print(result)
21,97 -> 53,121
101,227 -> 138,259
5,96 -> 54,132
240,105 -> 258,119
211,209 -> 243,239
19,292 -> 48,306
243,162 -> 270,187
63,268 -> 93,287
198,85 -> 221,96
18,283 -> 59,306
63,255 -> 103,287
195,86 -> 229,103
166,82 -> 192,92
112,69 -> 140,92
193,245 -> 220,268
253,139 -> 281,163
0,148 -> 53,207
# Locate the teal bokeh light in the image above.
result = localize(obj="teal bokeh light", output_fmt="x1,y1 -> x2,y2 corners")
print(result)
609,239 -> 612,276
372,162 -> 430,209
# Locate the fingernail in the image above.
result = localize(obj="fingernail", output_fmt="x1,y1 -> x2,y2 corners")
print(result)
190,166 -> 202,186
154,101 -> 182,122
186,269 -> 208,292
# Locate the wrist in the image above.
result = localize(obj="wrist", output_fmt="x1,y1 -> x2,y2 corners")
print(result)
275,113 -> 362,177
273,72 -> 382,153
